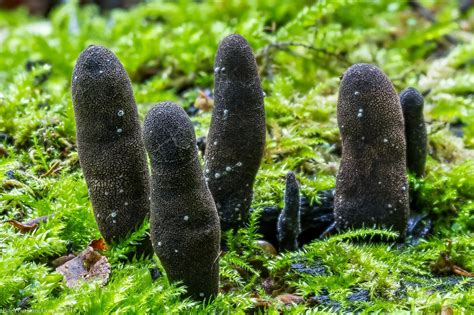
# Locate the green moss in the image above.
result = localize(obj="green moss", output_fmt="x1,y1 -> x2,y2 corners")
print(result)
0,0 -> 473,312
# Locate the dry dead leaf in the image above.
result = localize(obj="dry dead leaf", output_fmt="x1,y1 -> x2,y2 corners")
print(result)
276,293 -> 304,305
89,238 -> 108,251
5,215 -> 50,233
430,241 -> 474,277
56,246 -> 110,288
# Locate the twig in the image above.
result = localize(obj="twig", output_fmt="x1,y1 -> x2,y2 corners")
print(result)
259,40 -> 350,81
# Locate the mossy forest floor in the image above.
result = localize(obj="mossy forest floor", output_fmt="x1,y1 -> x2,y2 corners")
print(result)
1,1 -> 473,313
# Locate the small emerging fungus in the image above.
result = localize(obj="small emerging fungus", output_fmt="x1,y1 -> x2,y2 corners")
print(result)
205,34 -> 266,232
400,87 -> 427,177
71,45 -> 150,243
144,102 -> 220,300
335,63 -> 409,237
277,171 -> 301,251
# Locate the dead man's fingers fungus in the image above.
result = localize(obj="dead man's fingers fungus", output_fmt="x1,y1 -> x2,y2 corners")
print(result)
335,63 -> 409,237
72,45 -> 150,243
205,34 -> 266,232
144,102 -> 220,300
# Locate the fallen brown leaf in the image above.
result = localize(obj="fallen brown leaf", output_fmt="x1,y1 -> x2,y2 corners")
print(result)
430,241 -> 474,277
5,215 -> 50,233
56,246 -> 110,288
276,293 -> 304,305
89,238 -> 108,251
452,265 -> 474,277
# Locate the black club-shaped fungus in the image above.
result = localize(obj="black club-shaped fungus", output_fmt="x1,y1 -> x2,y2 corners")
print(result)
143,102 -> 220,300
335,63 -> 409,237
400,87 -> 427,177
205,34 -> 266,232
277,171 -> 301,251
71,45 -> 150,243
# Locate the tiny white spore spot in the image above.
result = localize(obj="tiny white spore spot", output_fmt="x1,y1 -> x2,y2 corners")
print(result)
235,208 -> 239,212
383,138 -> 388,143
357,112 -> 363,118
214,67 -> 220,74
119,189 -> 124,193
184,215 -> 189,221
215,173 -> 221,179
117,128 -> 123,133
112,219 -> 116,223
124,202 -> 128,206
199,293 -> 205,297
354,91 -> 360,96
111,211 -> 117,218
263,91 -> 267,97
174,249 -> 178,253
74,76 -> 78,80
236,162 -> 242,167
387,203 -> 392,208
226,166 -> 231,172
361,136 -> 365,140
117,110 -> 124,117
119,174 -> 123,178
213,141 -> 217,145
105,191 -> 109,196
158,242 -> 162,246
205,169 -> 210,174
402,186 -> 406,191
378,181 -> 382,185
99,70 -> 104,74
220,67 -> 226,72
97,213 -> 100,218
358,108 -> 363,112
